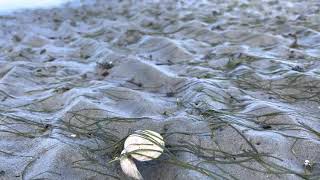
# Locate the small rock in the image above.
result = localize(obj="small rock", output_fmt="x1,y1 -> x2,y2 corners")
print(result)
0,170 -> 5,176
291,65 -> 304,72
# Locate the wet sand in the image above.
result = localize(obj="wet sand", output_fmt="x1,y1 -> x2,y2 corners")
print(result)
0,0 -> 319,179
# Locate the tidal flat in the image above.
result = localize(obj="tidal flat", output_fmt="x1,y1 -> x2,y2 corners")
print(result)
0,0 -> 319,179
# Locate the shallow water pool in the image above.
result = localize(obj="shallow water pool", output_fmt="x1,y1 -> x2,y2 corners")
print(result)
0,0 -> 75,14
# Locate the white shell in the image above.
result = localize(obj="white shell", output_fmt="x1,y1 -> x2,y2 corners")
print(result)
124,130 -> 164,161
120,150 -> 143,180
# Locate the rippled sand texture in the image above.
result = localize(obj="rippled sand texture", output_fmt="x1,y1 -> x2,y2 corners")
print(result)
0,0 -> 320,179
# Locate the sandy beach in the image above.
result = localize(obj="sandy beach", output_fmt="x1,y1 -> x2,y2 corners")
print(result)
0,0 -> 319,179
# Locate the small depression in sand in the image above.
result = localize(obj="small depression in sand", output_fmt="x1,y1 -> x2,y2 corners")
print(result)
0,0 -> 319,180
